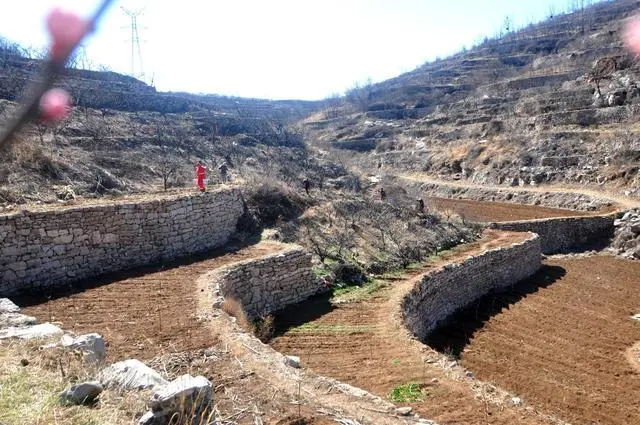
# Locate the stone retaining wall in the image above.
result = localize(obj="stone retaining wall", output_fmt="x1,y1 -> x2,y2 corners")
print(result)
397,178 -> 611,211
212,248 -> 317,319
0,189 -> 244,296
402,233 -> 541,341
491,213 -> 616,254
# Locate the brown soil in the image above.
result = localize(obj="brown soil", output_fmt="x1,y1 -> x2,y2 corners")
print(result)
439,255 -> 640,425
19,241 -> 284,361
428,196 -> 594,222
271,230 -> 552,425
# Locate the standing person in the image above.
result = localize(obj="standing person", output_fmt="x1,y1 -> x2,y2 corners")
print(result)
303,178 -> 310,196
379,187 -> 386,201
194,160 -> 207,192
218,162 -> 229,183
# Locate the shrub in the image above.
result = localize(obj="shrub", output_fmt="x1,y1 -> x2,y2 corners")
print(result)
389,383 -> 424,403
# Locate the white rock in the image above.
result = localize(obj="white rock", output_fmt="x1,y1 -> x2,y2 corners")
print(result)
0,313 -> 37,328
137,411 -> 162,425
99,359 -> 168,390
631,314 -> 640,321
59,381 -> 103,405
0,298 -> 20,313
396,407 -> 413,416
512,396 -> 523,406
284,355 -> 301,368
150,375 -> 213,413
61,333 -> 106,362
0,323 -> 63,340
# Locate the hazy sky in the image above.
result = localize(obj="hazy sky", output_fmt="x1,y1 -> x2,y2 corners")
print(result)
0,0 -> 594,100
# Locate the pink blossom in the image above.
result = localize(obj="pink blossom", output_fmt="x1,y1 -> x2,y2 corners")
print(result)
46,8 -> 91,59
39,88 -> 71,122
624,15 -> 640,55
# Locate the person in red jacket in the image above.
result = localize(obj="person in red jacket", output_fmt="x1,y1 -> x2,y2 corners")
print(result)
194,160 -> 207,192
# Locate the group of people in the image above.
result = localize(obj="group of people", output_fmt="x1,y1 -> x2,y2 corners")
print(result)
194,161 -> 229,192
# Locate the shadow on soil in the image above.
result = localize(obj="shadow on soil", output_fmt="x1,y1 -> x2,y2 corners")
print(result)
272,292 -> 336,338
426,264 -> 566,357
13,236 -> 262,308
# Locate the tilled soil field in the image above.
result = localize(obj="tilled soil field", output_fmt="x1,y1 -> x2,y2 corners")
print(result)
432,255 -> 640,425
19,242 -> 283,361
271,231 -> 553,425
427,196 -> 595,222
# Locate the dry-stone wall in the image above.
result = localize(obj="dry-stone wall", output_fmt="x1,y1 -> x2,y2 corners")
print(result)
0,189 -> 244,296
397,179 -> 611,211
215,248 -> 317,319
491,213 -> 616,254
402,233 -> 541,341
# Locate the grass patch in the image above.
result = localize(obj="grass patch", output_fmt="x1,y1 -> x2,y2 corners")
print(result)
389,383 -> 425,403
331,279 -> 386,303
289,323 -> 375,334
0,339 -> 147,425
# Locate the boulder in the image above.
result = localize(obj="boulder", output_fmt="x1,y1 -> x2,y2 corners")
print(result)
99,359 -> 168,390
396,407 -> 413,416
0,313 -> 37,328
0,323 -> 63,340
149,375 -> 213,419
138,411 -> 162,425
283,355 -> 301,368
61,333 -> 106,362
59,381 -> 103,405
0,298 -> 20,313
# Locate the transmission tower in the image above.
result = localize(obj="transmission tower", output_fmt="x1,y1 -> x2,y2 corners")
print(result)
121,6 -> 145,80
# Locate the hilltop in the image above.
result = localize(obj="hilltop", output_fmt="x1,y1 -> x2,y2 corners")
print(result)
306,0 -> 640,199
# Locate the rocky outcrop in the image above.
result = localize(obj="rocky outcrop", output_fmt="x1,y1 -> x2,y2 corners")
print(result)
610,209 -> 640,259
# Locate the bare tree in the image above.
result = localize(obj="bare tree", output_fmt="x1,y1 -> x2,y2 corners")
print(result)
345,78 -> 374,112
150,115 -> 183,191
587,57 -> 617,98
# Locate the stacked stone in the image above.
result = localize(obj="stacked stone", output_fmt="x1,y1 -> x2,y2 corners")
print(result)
217,249 -> 316,318
0,189 -> 244,296
492,213 -> 615,254
402,233 -> 541,341
610,209 -> 640,259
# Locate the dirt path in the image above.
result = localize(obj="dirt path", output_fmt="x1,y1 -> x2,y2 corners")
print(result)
271,230 -> 556,425
427,196 -> 594,222
19,242 -> 284,361
436,255 -> 640,425
399,173 -> 640,210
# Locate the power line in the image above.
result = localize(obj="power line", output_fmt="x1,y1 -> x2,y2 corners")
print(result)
121,6 -> 145,81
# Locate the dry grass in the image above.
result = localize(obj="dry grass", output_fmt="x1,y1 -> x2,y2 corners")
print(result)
0,338 -> 148,425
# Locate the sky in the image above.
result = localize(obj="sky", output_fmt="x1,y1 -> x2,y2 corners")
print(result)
0,0 -> 595,100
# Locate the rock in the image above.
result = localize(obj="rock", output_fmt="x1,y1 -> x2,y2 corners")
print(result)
149,375 -> 213,419
99,359 -> 168,390
512,396 -> 523,407
0,323 -> 63,340
283,355 -> 301,368
0,298 -> 20,313
631,314 -> 640,321
61,333 -> 106,362
59,381 -> 103,405
20,358 -> 29,366
396,407 -> 413,416
465,371 -> 475,378
0,313 -> 37,328
138,411 -> 163,425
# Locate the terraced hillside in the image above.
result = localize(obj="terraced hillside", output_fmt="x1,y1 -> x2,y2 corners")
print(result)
307,0 -> 640,199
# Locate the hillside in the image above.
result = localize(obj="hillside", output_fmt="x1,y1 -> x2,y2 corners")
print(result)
0,38 -> 327,206
306,0 -> 640,199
